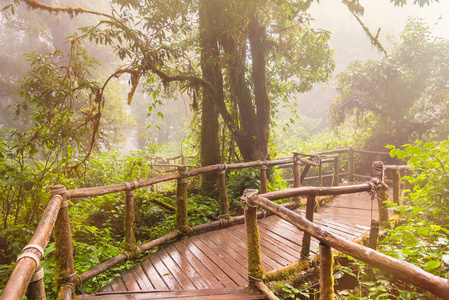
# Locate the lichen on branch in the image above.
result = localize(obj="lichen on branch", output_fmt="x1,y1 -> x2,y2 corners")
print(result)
21,0 -> 111,18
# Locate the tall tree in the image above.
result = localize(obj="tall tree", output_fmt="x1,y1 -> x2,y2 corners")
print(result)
198,0 -> 222,193
330,19 -> 449,149
1,0 -> 438,184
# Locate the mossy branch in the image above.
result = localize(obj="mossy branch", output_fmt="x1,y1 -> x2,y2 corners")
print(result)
351,11 -> 387,56
21,0 -> 112,19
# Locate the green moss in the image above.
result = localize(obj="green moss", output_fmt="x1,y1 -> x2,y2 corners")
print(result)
265,259 -> 311,282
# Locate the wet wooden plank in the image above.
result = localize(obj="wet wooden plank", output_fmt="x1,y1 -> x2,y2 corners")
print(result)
132,263 -> 154,290
256,218 -> 304,251
109,277 -> 127,292
74,287 -> 264,300
198,232 -> 247,272
181,238 -> 239,288
231,224 -> 291,268
158,248 -> 197,290
121,271 -> 141,291
165,244 -> 211,289
222,227 -> 283,271
141,258 -> 169,291
172,239 -> 225,289
189,236 -> 247,286
98,284 -> 113,293
202,229 -> 248,268
151,252 -> 183,290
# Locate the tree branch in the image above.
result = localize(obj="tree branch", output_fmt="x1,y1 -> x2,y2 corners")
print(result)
20,0 -> 112,19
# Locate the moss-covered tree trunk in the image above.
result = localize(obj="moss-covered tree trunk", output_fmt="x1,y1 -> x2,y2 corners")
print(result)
199,0 -> 222,196
248,5 -> 270,161
221,29 -> 257,162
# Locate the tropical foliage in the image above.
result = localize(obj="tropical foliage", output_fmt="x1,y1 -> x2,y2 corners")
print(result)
334,138 -> 449,299
330,19 -> 449,150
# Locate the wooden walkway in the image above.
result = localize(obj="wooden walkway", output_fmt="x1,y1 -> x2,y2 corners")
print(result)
75,190 -> 378,299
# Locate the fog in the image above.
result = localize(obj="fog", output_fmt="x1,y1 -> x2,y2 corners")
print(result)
1,1 -> 448,155
293,0 -> 449,121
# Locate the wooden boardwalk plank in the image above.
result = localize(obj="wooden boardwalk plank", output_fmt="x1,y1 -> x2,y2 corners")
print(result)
131,264 -> 154,290
141,259 -> 169,290
202,229 -> 248,269
121,271 -> 140,291
171,240 -> 225,289
151,252 -> 183,290
179,238 -> 239,288
189,236 -> 248,286
222,226 -> 284,271
109,277 -> 127,292
231,224 -> 292,268
158,248 -> 198,290
91,189 -> 376,298
75,287 -> 265,300
165,244 -> 211,290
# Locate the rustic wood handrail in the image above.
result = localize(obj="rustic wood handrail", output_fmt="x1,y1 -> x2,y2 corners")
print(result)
1,148 -> 407,299
1,194 -> 63,299
241,185 -> 449,299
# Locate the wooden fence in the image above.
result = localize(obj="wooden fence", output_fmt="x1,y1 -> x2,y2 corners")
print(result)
0,149 -> 414,300
241,172 -> 449,299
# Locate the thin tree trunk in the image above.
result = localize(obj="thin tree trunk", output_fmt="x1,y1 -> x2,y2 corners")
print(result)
221,31 -> 257,161
248,6 -> 270,161
199,0 -> 222,196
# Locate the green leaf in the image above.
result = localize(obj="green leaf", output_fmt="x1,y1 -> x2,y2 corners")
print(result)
390,148 -> 398,158
423,142 -> 436,149
399,290 -> 411,300
405,146 -> 427,155
44,242 -> 55,257
423,260 -> 440,271
397,151 -> 409,160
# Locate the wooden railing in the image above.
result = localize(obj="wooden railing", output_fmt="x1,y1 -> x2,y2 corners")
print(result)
240,173 -> 449,300
0,149 -> 406,299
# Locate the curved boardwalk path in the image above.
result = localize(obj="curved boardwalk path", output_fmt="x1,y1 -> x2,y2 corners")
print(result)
75,188 -> 379,300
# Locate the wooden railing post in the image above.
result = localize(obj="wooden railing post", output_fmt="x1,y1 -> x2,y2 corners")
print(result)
260,163 -> 268,194
332,156 -> 340,186
218,165 -> 229,219
372,161 -> 388,227
368,219 -> 380,250
25,265 -> 45,300
300,195 -> 315,259
51,185 -> 76,296
292,153 -> 301,207
124,183 -> 136,251
318,159 -> 323,187
241,189 -> 264,289
176,166 -> 190,233
392,168 -> 400,205
319,242 -> 334,300
348,147 -> 354,182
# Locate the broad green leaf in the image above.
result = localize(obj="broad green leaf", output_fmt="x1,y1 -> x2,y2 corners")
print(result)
405,146 -> 427,155
423,142 -> 436,149
397,151 -> 409,160
423,260 -> 440,271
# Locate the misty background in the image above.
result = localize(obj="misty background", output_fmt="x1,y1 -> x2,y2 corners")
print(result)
1,0 -> 448,157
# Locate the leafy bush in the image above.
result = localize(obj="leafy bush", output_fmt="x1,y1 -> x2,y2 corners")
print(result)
335,138 -> 449,298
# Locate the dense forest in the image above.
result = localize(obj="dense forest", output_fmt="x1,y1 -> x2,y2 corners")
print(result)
1,0 -> 449,299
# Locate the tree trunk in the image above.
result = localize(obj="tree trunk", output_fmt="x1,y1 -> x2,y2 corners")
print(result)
199,0 -> 222,196
221,31 -> 257,161
248,6 -> 270,161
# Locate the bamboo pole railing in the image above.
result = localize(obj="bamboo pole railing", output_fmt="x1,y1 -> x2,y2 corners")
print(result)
1,148 -> 409,300
240,181 -> 449,299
